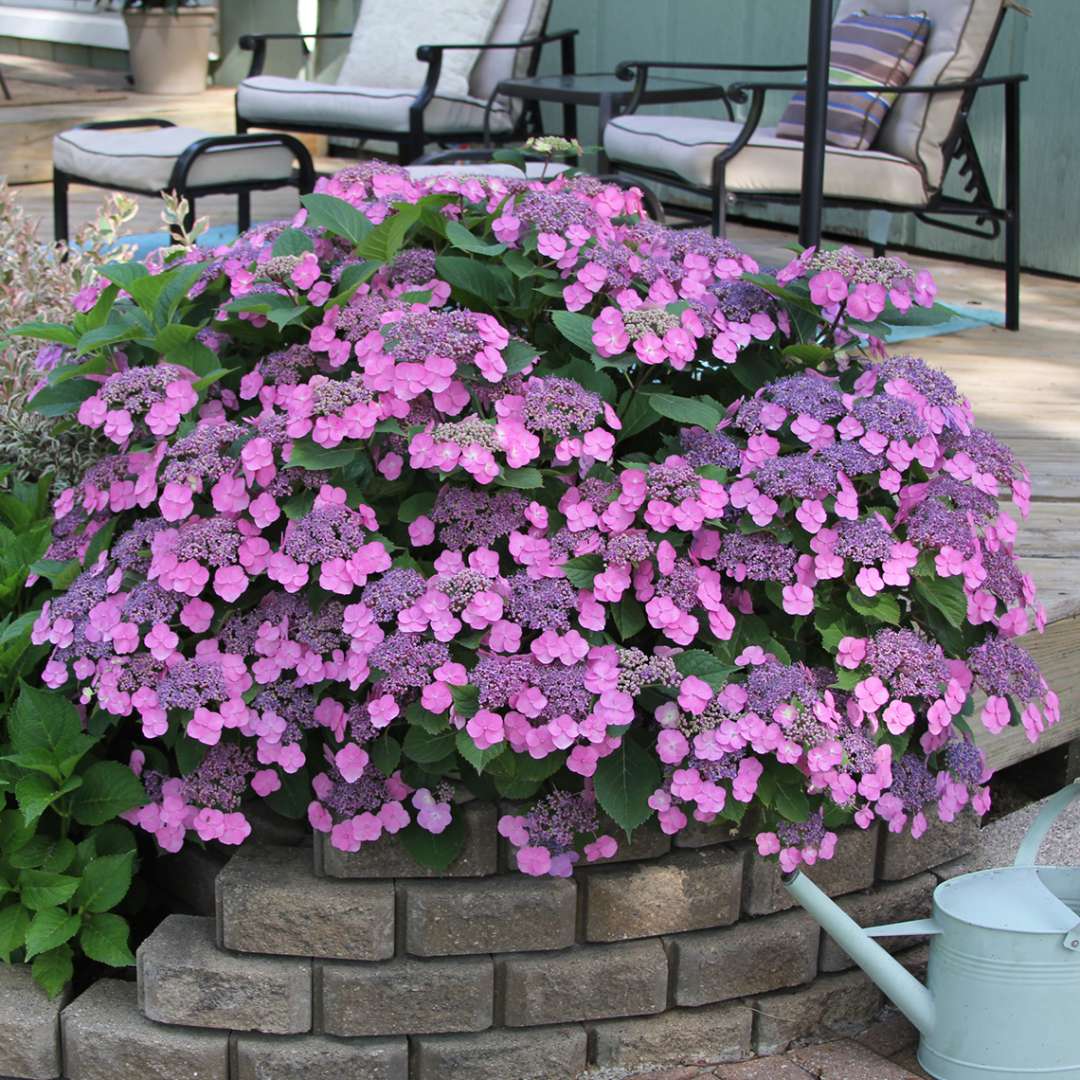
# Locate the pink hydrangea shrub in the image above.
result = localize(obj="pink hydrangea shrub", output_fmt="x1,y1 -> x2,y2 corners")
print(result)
24,162 -> 1052,875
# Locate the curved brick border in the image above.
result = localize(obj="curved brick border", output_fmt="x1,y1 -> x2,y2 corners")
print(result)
0,802 -> 982,1080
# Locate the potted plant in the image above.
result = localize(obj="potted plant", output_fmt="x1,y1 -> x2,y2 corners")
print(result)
119,0 -> 217,95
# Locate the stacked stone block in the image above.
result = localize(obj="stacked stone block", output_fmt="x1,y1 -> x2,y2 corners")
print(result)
0,805 -> 980,1080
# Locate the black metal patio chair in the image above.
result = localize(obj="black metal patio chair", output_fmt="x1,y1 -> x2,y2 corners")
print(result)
604,0 -> 1027,329
234,0 -> 576,166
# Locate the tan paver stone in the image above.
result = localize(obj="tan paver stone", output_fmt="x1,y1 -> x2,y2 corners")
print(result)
789,1039 -> 922,1079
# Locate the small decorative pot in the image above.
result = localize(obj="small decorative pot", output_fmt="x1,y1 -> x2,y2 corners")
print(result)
123,7 -> 218,95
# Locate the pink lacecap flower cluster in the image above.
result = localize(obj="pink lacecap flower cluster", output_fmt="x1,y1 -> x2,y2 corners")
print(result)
33,161 -> 1052,873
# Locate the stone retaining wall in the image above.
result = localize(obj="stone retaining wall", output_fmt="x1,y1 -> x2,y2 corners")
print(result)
0,806 -> 980,1080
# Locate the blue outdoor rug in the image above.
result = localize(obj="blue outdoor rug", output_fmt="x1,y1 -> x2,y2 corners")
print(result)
114,227 -> 1006,344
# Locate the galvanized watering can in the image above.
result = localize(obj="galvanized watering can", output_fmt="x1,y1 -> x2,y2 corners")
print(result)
784,782 -> 1080,1080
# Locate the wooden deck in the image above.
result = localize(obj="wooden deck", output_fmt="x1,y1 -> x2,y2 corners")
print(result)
0,53 -> 326,184
1,57 -> 1077,771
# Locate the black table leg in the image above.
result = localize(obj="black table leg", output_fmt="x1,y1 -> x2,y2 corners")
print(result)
596,92 -> 615,173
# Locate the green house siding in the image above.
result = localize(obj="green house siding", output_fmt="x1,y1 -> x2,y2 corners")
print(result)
539,0 -> 1073,278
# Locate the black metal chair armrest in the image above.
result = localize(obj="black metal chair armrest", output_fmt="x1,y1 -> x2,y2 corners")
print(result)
614,59 -> 806,81
412,29 -> 578,124
614,60 -> 804,119
726,72 -> 1028,102
415,27 -> 578,60
166,132 -> 316,196
74,118 -> 176,131
239,31 -> 352,78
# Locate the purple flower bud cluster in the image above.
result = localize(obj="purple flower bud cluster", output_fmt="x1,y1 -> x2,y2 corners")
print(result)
646,460 -> 698,503
875,355 -> 959,406
746,662 -> 820,716
968,638 -> 1044,700
521,377 -> 603,439
369,633 -> 451,695
615,648 -> 680,695
679,426 -> 741,470
175,517 -> 243,568
122,582 -> 180,626
158,659 -> 227,710
383,309 -> 485,364
183,743 -> 256,811
944,740 -> 984,785
867,629 -> 948,699
506,573 -> 576,631
283,506 -> 369,564
767,372 -> 847,422
604,530 -> 656,567
257,344 -> 318,387
776,808 -> 828,848
711,279 -> 776,323
653,558 -> 700,612
889,753 -> 937,813
717,533 -> 797,583
755,453 -> 837,499
852,394 -> 928,441
361,568 -> 427,622
525,790 -> 598,854
835,518 -> 893,566
163,422 -> 245,486
430,486 -> 528,550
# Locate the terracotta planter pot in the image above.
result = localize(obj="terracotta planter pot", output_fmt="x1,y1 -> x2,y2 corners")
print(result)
124,7 -> 218,95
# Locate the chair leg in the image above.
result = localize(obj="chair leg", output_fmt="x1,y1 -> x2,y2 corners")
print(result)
1004,78 -> 1021,331
711,161 -> 728,237
53,168 -> 70,247
237,191 -> 251,234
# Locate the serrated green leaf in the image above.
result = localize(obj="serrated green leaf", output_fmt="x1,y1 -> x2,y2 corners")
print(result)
16,774 -> 81,827
287,438 -> 357,470
495,467 -> 543,490
402,725 -> 456,765
561,554 -> 604,589
648,393 -> 722,430
449,683 -> 480,720
79,912 -> 134,967
18,870 -> 80,912
773,775 -> 811,823
263,766 -> 311,820
398,491 -> 436,523
611,594 -> 646,642
502,339 -> 540,375
272,228 -> 315,256
673,650 -> 735,690
913,575 -> 967,630
8,682 -> 84,759
9,321 -> 79,346
594,738 -> 660,834
356,202 -> 421,263
24,907 -> 80,960
397,815 -> 466,871
551,310 -> 598,354
444,220 -> 507,256
73,851 -> 134,914
434,255 -> 514,307
69,762 -> 146,826
300,193 -> 374,246
369,733 -> 401,777
847,588 -> 902,626
26,377 -> 98,417
455,730 -> 503,774
0,904 -> 29,960
31,943 -> 73,998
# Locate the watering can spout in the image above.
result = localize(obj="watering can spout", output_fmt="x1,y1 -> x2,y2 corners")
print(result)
784,869 -> 937,1038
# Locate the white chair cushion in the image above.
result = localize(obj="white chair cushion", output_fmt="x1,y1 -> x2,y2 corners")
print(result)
405,161 -> 571,180
52,126 -> 297,193
338,0 -> 504,99
835,0 -> 1004,190
470,0 -> 551,101
604,114 -> 929,208
237,76 -> 514,136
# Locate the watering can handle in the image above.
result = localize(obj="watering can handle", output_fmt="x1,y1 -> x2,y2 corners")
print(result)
1013,781 -> 1080,867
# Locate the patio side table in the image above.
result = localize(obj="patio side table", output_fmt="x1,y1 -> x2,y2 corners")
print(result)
483,72 -> 729,171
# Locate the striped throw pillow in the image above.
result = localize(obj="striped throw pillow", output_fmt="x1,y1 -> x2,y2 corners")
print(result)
776,11 -> 931,151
